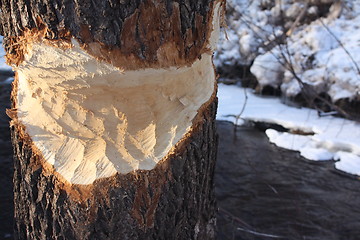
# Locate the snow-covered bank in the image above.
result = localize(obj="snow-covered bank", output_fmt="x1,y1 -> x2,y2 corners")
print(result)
217,84 -> 360,176
215,0 -> 360,175
252,8 -> 360,102
216,0 -> 360,104
0,37 -> 11,72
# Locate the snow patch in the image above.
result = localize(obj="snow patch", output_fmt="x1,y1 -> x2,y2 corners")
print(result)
218,84 -> 360,175
334,152 -> 360,176
217,0 -> 360,103
0,37 -> 12,71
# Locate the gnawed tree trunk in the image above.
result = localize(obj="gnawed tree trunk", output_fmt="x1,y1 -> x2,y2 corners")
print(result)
0,0 -> 224,239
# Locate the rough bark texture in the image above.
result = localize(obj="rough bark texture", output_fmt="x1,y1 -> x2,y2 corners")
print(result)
2,0 -> 221,239
12,99 -> 218,240
0,0 -> 217,69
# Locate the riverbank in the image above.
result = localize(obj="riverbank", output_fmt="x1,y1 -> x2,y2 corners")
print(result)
216,121 -> 360,240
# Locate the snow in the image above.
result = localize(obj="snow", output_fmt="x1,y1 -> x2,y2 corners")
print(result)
217,83 -> 360,176
215,0 -> 285,66
0,37 -> 11,71
213,29 -> 241,68
276,14 -> 360,102
266,129 -> 334,161
217,0 -> 360,103
250,50 -> 284,88
334,152 -> 360,176
213,0 -> 360,176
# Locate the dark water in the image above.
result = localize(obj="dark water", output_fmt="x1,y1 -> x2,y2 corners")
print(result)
1,82 -> 360,239
216,121 -> 360,240
0,83 -> 13,239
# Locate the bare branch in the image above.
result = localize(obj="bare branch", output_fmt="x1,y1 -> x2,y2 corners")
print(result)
319,18 -> 360,76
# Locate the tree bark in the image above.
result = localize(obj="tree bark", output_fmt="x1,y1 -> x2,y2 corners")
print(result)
1,0 -> 224,239
11,100 -> 218,239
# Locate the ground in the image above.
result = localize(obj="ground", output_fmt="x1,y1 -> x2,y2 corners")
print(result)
1,81 -> 360,239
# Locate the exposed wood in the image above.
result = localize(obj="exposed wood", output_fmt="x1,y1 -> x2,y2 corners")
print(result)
11,98 -> 218,239
1,0 -> 224,239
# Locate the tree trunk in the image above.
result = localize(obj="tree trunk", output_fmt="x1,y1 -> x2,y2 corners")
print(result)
1,0 -> 224,239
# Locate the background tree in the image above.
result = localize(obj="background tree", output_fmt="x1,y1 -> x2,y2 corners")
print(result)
0,0 -> 224,239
